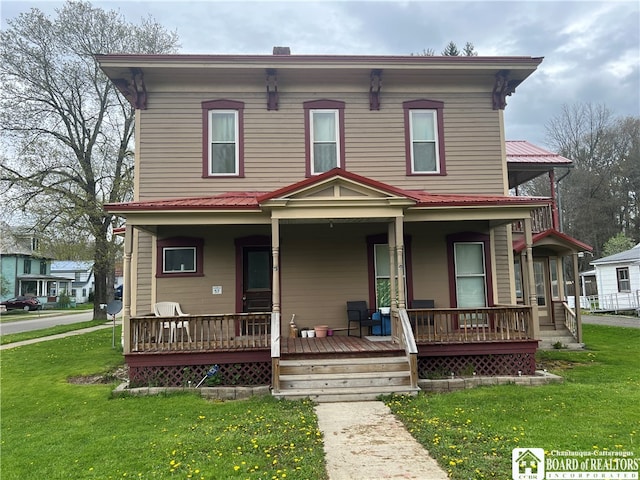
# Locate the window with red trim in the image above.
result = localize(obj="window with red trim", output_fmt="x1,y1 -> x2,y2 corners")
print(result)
201,99 -> 244,177
403,99 -> 446,175
303,100 -> 345,176
157,237 -> 204,277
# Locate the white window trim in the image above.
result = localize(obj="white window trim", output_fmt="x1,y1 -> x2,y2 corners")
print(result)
310,109 -> 341,175
208,109 -> 239,176
409,109 -> 440,174
163,247 -> 197,274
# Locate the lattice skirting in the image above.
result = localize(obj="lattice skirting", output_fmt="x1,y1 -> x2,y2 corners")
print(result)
418,353 -> 536,378
128,362 -> 271,388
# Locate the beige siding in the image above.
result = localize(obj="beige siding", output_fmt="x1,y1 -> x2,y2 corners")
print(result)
137,86 -> 505,200
492,225 -> 514,304
133,229 -> 153,315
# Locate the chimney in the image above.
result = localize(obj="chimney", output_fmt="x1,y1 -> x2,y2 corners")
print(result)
273,46 -> 291,55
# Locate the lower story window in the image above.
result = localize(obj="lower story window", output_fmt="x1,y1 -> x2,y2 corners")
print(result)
157,237 -> 204,277
617,267 -> 630,292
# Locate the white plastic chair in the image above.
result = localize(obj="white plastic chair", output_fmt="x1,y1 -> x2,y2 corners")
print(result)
153,302 -> 192,343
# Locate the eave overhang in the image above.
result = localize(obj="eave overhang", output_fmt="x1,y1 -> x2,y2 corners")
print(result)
513,229 -> 593,254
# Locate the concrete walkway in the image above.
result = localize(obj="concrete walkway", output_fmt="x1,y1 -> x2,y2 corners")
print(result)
315,401 -> 448,480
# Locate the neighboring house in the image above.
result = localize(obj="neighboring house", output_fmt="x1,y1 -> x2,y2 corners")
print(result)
590,244 -> 640,312
50,261 -> 95,304
99,50 -> 590,399
0,222 -> 67,303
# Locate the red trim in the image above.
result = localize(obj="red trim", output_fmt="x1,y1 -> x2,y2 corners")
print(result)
417,340 -> 538,356
125,350 -> 271,367
156,237 -> 204,278
303,100 -> 346,177
234,236 -> 271,314
446,232 -> 494,309
403,99 -> 446,176
201,99 -> 245,178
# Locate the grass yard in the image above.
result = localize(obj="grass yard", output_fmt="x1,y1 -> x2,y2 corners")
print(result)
0,328 -> 326,480
386,323 -> 640,479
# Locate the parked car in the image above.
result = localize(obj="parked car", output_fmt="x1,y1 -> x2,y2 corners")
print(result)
1,296 -> 42,311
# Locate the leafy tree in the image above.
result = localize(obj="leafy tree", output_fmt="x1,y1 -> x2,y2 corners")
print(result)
602,233 -> 635,257
0,1 -> 179,319
543,103 -> 639,257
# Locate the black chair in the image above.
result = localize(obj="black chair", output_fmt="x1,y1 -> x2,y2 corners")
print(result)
409,299 -> 435,330
346,301 -> 381,337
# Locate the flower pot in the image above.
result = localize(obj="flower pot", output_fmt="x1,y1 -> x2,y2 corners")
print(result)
307,330 -> 316,338
301,330 -> 309,338
314,325 -> 328,338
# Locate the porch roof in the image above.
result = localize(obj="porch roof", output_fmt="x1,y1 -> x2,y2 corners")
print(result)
513,228 -> 592,254
105,169 -> 549,216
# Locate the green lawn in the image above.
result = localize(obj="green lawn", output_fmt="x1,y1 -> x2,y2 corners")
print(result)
2,323 -> 638,479
0,328 -> 326,480
385,324 -> 640,479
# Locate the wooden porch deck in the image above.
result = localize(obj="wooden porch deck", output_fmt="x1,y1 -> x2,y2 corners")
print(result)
281,335 -> 403,358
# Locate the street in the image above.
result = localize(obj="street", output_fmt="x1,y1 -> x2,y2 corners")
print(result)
0,311 -> 96,335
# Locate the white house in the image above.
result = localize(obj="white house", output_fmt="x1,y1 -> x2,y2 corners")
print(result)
50,260 -> 94,304
590,243 -> 640,312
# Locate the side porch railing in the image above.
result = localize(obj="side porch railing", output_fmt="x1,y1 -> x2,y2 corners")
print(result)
406,306 -> 533,343
562,302 -> 578,340
129,312 -> 272,353
512,204 -> 554,233
391,309 -> 419,390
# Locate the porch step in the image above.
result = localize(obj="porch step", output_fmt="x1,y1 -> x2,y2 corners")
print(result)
274,355 -> 417,402
537,328 -> 583,350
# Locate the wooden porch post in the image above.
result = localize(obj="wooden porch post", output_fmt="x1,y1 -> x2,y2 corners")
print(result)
271,218 -> 281,316
573,252 -> 583,343
524,218 -> 540,340
122,225 -> 133,354
395,216 -> 406,309
388,221 -> 397,311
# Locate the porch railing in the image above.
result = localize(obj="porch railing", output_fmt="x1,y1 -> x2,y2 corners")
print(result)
512,205 -> 554,233
129,312 -> 271,353
407,306 -> 533,343
561,302 -> 578,339
391,309 -> 419,389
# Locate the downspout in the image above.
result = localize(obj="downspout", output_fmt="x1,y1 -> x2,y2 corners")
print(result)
554,166 -> 572,232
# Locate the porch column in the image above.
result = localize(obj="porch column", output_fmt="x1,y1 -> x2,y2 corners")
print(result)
524,218 -> 540,340
573,252 -> 583,343
271,218 -> 281,315
388,220 -> 397,311
395,216 -> 406,309
122,225 -> 133,354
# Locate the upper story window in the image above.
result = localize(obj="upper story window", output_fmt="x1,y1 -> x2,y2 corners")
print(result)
403,99 -> 446,175
23,259 -> 31,274
617,267 -> 630,292
304,100 -> 345,176
40,260 -> 47,275
156,237 -> 204,278
202,100 -> 244,177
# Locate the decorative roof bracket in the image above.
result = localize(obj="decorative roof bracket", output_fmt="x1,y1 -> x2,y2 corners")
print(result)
369,69 -> 382,110
113,67 -> 147,110
266,68 -> 279,111
492,70 -> 521,110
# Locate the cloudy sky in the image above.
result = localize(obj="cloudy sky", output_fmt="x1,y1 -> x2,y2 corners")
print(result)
1,0 -> 638,147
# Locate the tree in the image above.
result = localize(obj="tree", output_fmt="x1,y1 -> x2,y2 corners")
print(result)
0,1 -> 179,319
602,233 -> 635,257
442,41 -> 460,56
544,103 -> 640,257
413,42 -> 478,57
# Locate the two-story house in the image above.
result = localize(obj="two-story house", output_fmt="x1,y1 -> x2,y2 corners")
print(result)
99,49 -> 590,400
0,222 -> 66,304
50,260 -> 95,304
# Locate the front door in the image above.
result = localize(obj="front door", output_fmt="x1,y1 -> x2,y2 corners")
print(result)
242,246 -> 272,313
533,259 -> 552,326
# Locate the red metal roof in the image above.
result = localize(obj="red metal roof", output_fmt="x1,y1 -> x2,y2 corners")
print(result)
513,229 -> 592,253
105,169 -> 548,213
506,140 -> 573,165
